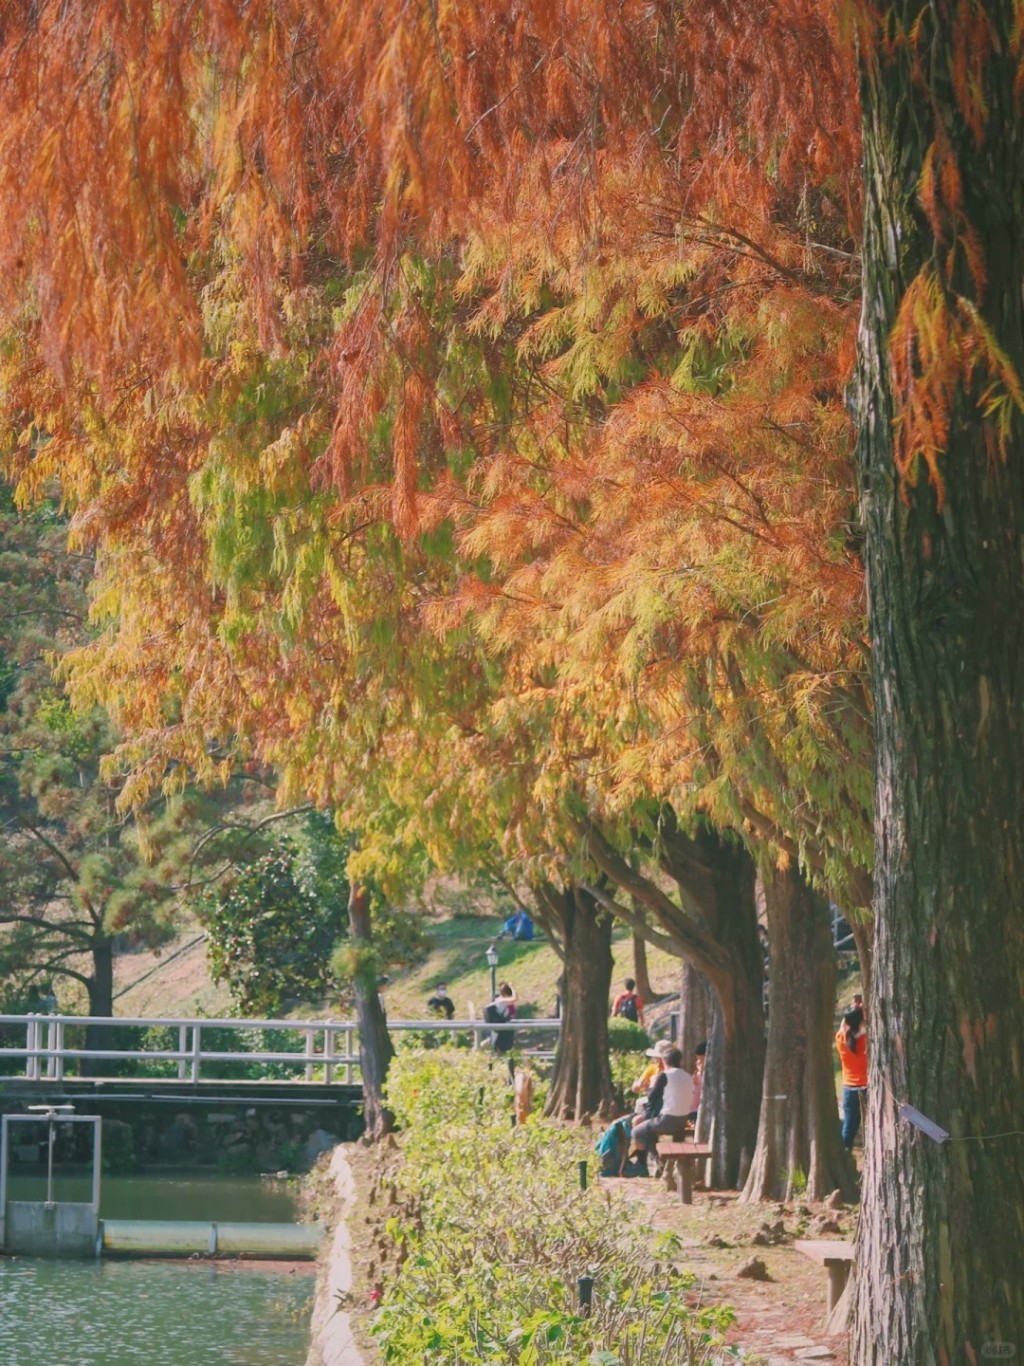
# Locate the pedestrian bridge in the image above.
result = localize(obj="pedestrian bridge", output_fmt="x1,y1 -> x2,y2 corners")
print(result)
0,1013 -> 561,1089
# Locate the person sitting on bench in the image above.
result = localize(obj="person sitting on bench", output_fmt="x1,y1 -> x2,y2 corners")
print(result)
630,1045 -> 693,1175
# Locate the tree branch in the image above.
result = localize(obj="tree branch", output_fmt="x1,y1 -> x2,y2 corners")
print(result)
570,814 -> 729,977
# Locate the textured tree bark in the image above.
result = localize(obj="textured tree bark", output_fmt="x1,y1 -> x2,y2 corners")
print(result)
631,927 -> 656,1006
853,6 -> 1024,1357
578,814 -> 766,1184
658,825 -> 765,1189
742,866 -> 857,1203
539,884 -> 615,1120
678,958 -> 712,1060
848,915 -> 873,1006
348,883 -> 394,1139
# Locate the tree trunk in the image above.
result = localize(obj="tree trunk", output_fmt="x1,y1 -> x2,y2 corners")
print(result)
700,949 -> 764,1192
677,958 -> 712,1060
348,883 -> 394,1139
578,813 -> 766,1185
853,11 -> 1024,1357
539,884 -> 615,1121
742,867 -> 857,1203
848,915 -> 873,1006
631,928 -> 656,1005
82,935 -> 115,1077
667,830 -> 764,1190
87,936 -> 114,1017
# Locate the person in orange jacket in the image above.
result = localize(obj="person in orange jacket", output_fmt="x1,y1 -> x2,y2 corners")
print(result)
835,1006 -> 868,1149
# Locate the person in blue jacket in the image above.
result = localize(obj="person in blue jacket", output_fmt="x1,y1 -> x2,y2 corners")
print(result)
498,908 -> 534,941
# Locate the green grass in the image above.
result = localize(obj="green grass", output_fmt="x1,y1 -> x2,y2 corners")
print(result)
381,910 -> 684,1022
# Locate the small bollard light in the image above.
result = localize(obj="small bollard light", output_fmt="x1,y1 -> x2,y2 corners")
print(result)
577,1275 -> 594,1316
578,1158 -> 588,1190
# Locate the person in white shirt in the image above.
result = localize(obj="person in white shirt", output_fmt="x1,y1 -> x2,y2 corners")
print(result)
630,1045 -> 694,1174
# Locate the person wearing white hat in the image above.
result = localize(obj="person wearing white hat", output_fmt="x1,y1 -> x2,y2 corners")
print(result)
630,1038 -> 673,1097
630,1045 -> 694,1175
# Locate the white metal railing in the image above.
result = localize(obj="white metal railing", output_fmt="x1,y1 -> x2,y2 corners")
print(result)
0,1014 -> 561,1086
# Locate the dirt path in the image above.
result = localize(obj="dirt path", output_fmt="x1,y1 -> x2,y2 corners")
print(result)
338,1139 -> 853,1364
601,1177 -> 853,1363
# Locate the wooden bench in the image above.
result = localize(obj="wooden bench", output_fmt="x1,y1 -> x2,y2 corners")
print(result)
794,1239 -> 855,1314
655,1141 -> 712,1204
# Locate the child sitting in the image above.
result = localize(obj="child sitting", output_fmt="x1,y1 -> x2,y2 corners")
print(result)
595,1112 -> 635,1177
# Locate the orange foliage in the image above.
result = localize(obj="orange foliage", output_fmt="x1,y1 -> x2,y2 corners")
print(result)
0,0 -> 875,892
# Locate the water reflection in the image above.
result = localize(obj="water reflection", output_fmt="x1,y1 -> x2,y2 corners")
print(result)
6,1173 -> 300,1222
0,1258 -> 313,1365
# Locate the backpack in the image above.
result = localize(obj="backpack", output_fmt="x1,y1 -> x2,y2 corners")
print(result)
617,993 -> 639,1023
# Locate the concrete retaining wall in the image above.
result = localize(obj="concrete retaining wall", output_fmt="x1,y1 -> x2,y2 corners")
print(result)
3,1200 -> 98,1257
306,1147 -> 364,1366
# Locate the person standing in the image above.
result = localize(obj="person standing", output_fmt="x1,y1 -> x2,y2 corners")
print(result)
427,983 -> 455,1019
486,981 -> 517,1054
610,977 -> 645,1027
835,1006 -> 868,1149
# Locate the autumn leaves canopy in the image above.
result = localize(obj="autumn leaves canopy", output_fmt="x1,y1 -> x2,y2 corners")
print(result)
0,0 -> 873,895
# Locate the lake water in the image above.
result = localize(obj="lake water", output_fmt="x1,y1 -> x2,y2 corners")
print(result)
0,1258 -> 313,1365
0,1176 -> 314,1366
6,1171 -> 301,1222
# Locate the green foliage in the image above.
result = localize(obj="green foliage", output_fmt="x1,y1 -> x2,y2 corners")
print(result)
374,1050 -> 734,1365
605,1019 -> 651,1053
201,814 -> 351,1015
0,488 -> 302,1012
101,1119 -> 137,1175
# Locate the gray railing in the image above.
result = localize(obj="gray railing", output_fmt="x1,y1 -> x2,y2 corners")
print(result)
0,1014 -> 561,1086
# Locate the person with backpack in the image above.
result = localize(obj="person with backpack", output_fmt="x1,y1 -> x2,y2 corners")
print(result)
611,978 -> 645,1027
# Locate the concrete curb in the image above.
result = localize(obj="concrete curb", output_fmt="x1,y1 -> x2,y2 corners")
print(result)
306,1146 -> 365,1366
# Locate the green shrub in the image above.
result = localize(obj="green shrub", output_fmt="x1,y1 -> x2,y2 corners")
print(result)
606,1019 -> 651,1052
374,1050 -> 734,1365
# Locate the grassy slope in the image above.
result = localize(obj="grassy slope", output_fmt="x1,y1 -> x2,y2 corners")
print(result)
382,912 -> 684,1022
112,903 -> 862,1035
112,908 -> 687,1024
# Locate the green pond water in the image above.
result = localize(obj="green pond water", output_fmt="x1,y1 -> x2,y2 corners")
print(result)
6,1171 -> 301,1221
0,1176 -> 315,1365
0,1258 -> 313,1365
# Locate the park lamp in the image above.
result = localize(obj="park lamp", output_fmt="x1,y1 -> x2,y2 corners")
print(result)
485,943 -> 499,1000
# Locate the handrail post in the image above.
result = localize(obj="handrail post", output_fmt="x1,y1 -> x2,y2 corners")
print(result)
45,1016 -> 57,1079
178,1024 -> 188,1081
55,1020 -> 65,1083
345,1026 -> 354,1084
191,1023 -> 201,1084
324,1026 -> 335,1087
27,1016 -> 39,1081
303,1027 -> 315,1083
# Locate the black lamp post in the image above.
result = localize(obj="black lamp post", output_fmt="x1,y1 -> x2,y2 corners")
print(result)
485,943 -> 498,1001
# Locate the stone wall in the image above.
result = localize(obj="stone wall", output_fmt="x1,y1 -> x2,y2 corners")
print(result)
0,1093 -> 361,1175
